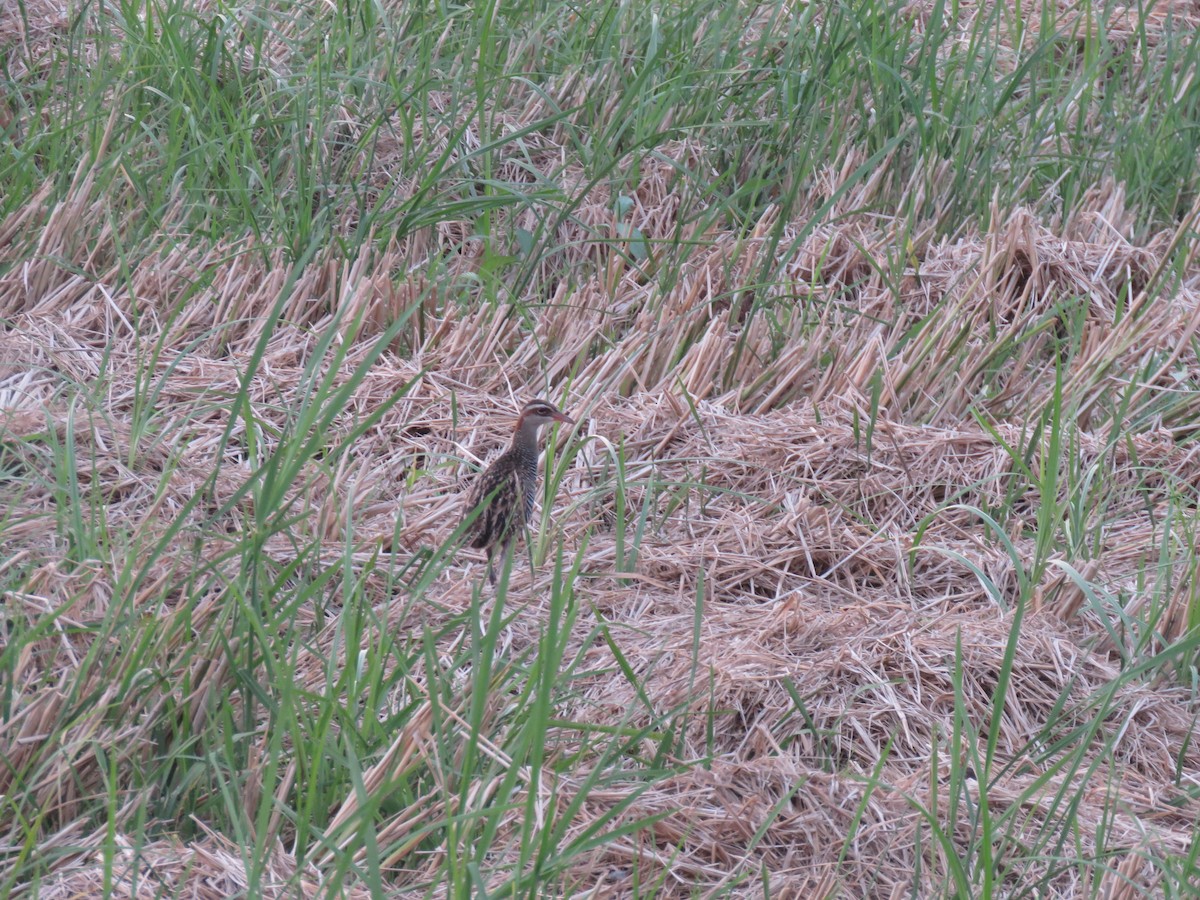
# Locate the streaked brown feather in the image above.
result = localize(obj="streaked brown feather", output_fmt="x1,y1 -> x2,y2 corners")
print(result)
464,449 -> 527,550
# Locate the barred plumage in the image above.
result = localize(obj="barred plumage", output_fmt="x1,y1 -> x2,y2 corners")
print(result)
462,399 -> 574,584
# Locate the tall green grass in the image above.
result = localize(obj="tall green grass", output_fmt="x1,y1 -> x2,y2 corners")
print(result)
5,0 -> 1199,257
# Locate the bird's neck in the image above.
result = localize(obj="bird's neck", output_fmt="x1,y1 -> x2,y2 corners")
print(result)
510,417 -> 541,454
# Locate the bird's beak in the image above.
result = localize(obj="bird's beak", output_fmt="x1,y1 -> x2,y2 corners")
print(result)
554,411 -> 576,426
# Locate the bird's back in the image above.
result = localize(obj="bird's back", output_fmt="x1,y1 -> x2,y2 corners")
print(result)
463,445 -> 537,549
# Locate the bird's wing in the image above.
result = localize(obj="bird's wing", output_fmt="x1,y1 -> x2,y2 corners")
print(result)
463,459 -> 519,549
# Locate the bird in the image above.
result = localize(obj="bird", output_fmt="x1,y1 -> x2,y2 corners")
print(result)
461,398 -> 575,584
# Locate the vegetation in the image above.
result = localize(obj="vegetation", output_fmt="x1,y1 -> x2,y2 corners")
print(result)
2,0 -> 1200,895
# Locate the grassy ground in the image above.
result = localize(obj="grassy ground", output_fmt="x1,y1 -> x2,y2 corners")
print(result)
3,0 -> 1200,896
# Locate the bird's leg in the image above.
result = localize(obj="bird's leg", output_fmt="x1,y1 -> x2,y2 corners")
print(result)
523,525 -> 535,582
486,547 -> 497,585
498,538 -> 516,586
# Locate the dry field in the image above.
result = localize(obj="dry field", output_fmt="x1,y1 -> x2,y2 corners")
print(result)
4,0 -> 1200,897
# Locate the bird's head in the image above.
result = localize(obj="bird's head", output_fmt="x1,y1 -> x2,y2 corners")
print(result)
518,399 -> 575,430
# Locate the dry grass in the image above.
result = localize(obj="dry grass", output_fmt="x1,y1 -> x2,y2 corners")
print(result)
4,0 -> 1200,896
